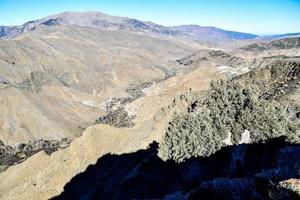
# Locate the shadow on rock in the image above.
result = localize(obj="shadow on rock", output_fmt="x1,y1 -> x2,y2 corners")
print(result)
52,137 -> 300,200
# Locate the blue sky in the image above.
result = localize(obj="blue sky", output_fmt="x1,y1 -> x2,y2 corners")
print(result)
0,0 -> 299,35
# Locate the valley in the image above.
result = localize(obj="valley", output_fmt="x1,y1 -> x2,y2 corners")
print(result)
0,10 -> 299,200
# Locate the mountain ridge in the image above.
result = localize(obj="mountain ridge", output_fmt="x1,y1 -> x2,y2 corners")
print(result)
169,24 -> 258,40
0,11 -> 258,41
2,11 -> 299,43
0,10 -> 299,200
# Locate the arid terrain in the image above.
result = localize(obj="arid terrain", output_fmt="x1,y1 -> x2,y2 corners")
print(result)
0,11 -> 299,200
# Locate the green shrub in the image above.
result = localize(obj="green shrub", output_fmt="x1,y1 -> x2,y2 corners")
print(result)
158,80 -> 297,162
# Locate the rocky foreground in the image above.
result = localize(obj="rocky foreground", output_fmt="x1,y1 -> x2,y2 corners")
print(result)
53,138 -> 300,200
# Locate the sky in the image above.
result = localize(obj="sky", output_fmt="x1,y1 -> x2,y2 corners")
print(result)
0,0 -> 300,35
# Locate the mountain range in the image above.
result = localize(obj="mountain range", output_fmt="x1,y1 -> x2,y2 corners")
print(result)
1,11 -> 299,42
0,10 -> 299,200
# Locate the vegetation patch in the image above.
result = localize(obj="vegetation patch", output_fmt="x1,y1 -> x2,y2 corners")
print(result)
158,80 -> 299,162
0,138 -> 71,173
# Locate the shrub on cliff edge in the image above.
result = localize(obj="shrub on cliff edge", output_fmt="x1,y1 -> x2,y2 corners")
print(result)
158,80 -> 297,162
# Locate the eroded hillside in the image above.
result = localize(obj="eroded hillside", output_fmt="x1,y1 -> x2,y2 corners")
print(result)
0,24 -> 195,146
0,11 -> 299,200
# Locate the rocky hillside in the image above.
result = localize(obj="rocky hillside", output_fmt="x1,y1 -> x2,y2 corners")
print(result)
0,26 -> 20,38
0,10 -> 299,200
51,56 -> 300,200
0,50 -> 229,199
0,23 -> 194,146
240,37 -> 300,52
1,49 -> 300,199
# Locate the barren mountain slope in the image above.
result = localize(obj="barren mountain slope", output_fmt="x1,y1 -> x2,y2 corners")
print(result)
0,55 -> 229,199
1,35 -> 299,199
0,24 -> 195,146
0,11 -> 184,39
0,11 -> 299,199
0,11 -> 259,43
1,53 -> 300,199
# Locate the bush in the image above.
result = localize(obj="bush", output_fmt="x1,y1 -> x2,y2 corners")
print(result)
158,80 -> 297,162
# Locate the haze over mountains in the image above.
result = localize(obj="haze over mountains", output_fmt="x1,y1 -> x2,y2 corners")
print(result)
0,10 -> 299,200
